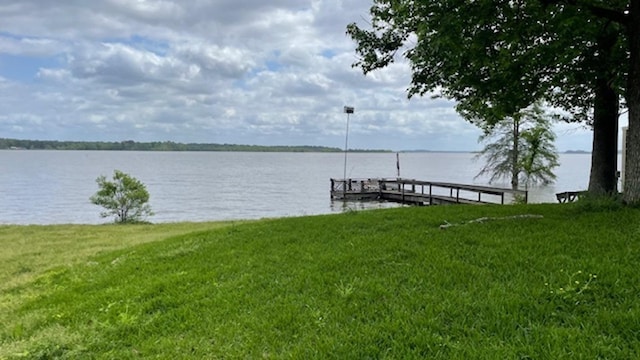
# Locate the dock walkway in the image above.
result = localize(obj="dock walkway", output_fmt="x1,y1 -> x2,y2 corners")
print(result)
330,178 -> 527,205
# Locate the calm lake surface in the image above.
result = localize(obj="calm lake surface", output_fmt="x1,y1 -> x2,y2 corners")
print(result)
0,150 -> 600,225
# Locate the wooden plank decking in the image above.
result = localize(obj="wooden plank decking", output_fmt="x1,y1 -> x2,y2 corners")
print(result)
330,178 -> 528,205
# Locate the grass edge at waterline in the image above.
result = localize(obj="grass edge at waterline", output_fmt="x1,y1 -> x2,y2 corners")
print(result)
2,204 -> 639,358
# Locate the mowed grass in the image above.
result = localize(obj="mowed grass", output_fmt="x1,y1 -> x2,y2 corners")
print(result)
2,203 -> 640,358
0,221 -> 239,293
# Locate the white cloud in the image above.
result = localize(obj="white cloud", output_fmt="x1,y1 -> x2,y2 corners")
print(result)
0,0 -> 595,151
0,36 -> 65,56
173,42 -> 255,78
106,0 -> 185,21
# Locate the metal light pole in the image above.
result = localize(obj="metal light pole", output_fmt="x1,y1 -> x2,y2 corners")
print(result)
343,106 -> 354,182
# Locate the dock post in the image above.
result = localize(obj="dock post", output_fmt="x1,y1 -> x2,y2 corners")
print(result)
331,179 -> 335,199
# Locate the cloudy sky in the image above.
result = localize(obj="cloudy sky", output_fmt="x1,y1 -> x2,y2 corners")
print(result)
0,0 -> 616,151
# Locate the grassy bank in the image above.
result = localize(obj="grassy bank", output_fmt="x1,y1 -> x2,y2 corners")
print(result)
1,203 -> 639,358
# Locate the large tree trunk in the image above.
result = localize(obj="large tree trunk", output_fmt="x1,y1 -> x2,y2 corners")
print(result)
589,25 -> 620,195
588,78 -> 619,195
623,3 -> 640,204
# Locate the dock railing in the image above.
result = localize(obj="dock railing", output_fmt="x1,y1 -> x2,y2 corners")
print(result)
330,178 -> 381,200
331,178 -> 528,205
380,178 -> 527,204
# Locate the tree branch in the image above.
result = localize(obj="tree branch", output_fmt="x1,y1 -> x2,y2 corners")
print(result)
439,214 -> 544,230
541,0 -> 628,25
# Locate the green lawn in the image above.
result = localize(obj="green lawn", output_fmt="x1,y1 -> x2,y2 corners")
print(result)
1,203 -> 639,359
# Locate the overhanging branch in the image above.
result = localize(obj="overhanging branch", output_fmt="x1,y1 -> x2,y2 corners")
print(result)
540,0 -> 628,25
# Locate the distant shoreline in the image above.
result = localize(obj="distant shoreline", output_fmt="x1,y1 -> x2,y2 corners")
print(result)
0,138 -> 596,154
0,138 -> 390,153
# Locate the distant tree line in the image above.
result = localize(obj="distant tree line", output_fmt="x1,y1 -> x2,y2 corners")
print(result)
0,138 -> 389,153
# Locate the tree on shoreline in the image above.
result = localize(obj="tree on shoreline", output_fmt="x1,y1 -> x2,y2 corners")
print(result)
520,120 -> 560,189
90,170 -> 153,224
475,103 -> 559,190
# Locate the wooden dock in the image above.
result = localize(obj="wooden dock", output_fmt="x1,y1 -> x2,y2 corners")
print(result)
330,178 -> 527,205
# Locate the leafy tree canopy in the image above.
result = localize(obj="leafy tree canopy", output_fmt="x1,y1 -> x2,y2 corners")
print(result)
90,170 -> 154,224
347,0 -> 628,125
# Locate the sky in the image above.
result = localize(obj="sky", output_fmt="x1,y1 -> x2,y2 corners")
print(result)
0,1 -> 623,152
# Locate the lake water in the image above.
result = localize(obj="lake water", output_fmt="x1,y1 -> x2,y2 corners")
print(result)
0,150 -> 600,225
